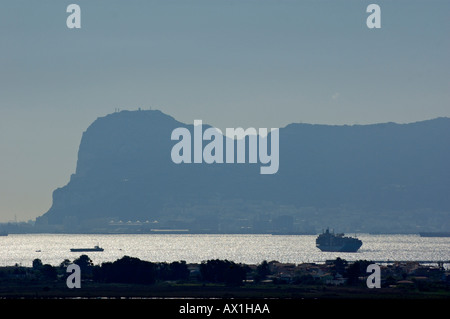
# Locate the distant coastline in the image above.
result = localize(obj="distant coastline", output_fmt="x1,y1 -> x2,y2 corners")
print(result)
419,232 -> 450,237
34,111 -> 450,235
0,221 -> 446,236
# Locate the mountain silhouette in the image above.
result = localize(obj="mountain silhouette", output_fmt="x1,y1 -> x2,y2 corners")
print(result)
37,110 -> 450,233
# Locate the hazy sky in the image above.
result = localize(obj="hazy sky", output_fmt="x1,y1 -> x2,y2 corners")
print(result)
0,0 -> 449,222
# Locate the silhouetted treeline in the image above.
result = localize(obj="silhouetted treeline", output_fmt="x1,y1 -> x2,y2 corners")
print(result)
92,257 -> 248,285
12,256 -> 448,291
92,256 -> 190,284
28,255 -> 248,285
199,259 -> 248,285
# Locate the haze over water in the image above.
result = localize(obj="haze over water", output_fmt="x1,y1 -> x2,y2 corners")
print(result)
0,234 -> 448,268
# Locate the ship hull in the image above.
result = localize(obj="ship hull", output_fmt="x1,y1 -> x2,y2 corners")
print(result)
70,248 -> 104,252
316,242 -> 362,252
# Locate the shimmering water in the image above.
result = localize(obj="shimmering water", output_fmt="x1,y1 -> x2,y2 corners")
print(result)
0,234 -> 449,267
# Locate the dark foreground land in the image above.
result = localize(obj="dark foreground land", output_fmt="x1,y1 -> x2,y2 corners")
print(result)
0,255 -> 449,299
1,280 -> 449,299
1,257 -> 448,317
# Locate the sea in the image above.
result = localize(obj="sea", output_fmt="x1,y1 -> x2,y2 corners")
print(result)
0,233 -> 449,268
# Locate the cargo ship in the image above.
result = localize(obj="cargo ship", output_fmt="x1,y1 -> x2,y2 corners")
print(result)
70,245 -> 104,252
316,228 -> 362,252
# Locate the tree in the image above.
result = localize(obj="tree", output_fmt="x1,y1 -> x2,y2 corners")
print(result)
170,261 -> 190,280
223,262 -> 247,286
256,260 -> 271,279
32,258 -> 43,270
59,259 -> 72,269
200,259 -> 247,285
346,260 -> 372,286
332,257 -> 348,276
40,264 -> 57,281
93,256 -> 157,284
160,261 -> 190,281
73,255 -> 93,275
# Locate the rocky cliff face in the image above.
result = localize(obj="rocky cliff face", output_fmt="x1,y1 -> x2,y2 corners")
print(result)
37,110 -> 450,233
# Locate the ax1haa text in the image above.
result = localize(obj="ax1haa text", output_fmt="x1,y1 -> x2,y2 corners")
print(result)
171,120 -> 279,174
179,302 -> 270,316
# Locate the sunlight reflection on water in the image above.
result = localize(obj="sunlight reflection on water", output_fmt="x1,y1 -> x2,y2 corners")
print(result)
0,233 -> 449,267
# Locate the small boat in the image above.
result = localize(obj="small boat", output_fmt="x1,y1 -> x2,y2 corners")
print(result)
70,245 -> 104,252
